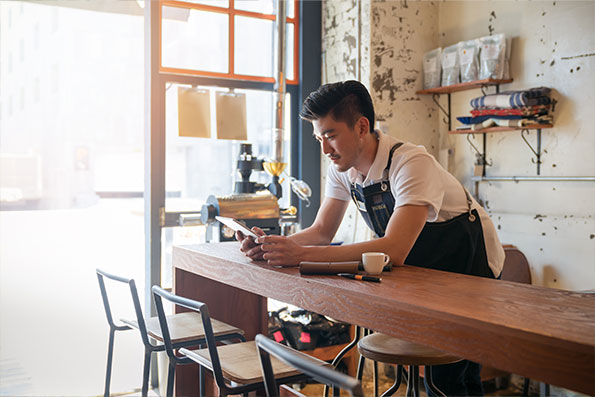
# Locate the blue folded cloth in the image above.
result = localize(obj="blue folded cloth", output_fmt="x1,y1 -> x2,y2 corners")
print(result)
470,87 -> 552,109
457,115 -> 523,125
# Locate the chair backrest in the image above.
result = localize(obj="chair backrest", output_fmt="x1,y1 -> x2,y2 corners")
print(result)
151,286 -> 227,386
96,268 -> 151,345
500,246 -> 532,284
255,334 -> 363,397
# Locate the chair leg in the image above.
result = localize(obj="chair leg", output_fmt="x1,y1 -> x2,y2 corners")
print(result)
380,365 -> 403,397
104,329 -> 116,397
166,361 -> 176,397
198,364 -> 206,397
331,385 -> 340,397
423,366 -> 446,397
141,348 -> 151,397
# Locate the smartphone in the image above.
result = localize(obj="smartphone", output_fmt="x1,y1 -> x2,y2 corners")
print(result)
215,216 -> 261,240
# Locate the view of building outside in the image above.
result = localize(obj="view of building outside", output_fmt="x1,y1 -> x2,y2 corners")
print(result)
0,1 -> 292,395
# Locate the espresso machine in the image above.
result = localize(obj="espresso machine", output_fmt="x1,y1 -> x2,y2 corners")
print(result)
201,143 -> 290,242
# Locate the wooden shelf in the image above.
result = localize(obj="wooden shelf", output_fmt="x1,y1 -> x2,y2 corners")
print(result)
416,78 -> 513,95
449,124 -> 553,134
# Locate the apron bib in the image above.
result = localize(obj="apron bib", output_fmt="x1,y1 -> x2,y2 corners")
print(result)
350,143 -> 493,278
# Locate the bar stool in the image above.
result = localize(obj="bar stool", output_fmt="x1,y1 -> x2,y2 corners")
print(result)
357,333 -> 462,397
96,269 -> 244,397
152,286 -> 313,397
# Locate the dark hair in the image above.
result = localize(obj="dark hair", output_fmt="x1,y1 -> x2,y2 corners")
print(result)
299,80 -> 375,133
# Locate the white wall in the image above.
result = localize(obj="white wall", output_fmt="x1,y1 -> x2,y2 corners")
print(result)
438,1 -> 595,290
322,0 -> 595,291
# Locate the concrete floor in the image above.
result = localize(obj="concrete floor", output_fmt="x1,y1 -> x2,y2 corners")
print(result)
298,361 -> 525,397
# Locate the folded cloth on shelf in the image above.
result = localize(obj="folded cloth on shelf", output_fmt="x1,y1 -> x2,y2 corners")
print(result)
469,115 -> 552,130
457,115 -> 523,125
470,104 -> 552,117
470,87 -> 552,109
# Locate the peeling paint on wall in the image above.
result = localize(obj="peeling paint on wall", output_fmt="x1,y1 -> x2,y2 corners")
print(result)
370,1 -> 439,154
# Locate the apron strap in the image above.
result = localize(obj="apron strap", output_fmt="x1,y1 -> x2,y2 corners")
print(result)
383,142 -> 404,179
460,184 -> 476,222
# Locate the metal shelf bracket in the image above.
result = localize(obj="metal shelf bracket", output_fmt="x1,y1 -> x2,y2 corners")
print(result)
520,128 -> 542,175
432,93 -> 451,130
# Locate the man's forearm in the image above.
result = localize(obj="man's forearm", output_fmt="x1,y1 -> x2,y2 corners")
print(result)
287,225 -> 333,246
298,238 -> 403,264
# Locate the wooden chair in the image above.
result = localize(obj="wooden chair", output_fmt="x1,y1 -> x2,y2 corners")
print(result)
255,334 -> 363,397
152,285 -> 312,397
96,269 -> 244,397
357,333 -> 462,397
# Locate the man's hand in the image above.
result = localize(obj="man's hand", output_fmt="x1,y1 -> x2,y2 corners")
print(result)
257,235 -> 306,267
236,227 -> 266,261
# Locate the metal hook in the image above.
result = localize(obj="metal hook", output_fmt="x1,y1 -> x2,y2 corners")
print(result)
432,93 -> 450,126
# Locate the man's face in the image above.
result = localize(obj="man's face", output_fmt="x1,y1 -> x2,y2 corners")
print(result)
312,115 -> 363,172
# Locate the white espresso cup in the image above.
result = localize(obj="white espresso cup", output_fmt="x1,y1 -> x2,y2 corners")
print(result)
362,252 -> 390,275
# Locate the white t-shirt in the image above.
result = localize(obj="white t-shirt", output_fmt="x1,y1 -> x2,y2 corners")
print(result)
325,131 -> 504,277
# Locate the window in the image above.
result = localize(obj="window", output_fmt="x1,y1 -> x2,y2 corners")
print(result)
160,0 -> 298,83
157,0 -> 300,287
0,2 -> 146,395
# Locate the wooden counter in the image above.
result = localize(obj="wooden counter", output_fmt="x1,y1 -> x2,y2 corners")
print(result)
173,242 -> 595,396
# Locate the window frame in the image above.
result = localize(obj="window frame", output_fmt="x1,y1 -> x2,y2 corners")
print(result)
159,0 -> 299,84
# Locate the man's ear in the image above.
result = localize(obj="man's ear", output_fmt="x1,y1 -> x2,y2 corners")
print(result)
357,116 -> 370,137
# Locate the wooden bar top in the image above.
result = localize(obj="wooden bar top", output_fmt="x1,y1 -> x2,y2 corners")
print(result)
173,242 -> 595,395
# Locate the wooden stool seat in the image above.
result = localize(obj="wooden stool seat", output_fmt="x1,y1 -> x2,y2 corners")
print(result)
123,312 -> 244,344
182,341 -> 332,384
358,333 -> 462,366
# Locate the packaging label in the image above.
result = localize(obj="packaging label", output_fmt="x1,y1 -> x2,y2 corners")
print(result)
483,44 -> 499,60
443,52 -> 457,68
460,48 -> 476,65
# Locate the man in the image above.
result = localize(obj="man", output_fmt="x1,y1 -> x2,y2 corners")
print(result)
237,80 -> 504,395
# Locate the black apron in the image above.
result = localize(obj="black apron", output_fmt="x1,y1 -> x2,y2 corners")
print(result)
350,143 -> 493,278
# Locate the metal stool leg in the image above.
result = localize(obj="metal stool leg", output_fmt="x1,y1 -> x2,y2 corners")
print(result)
356,328 -> 371,381
380,365 -> 403,397
324,326 -> 362,397
104,328 -> 116,397
423,366 -> 446,397
356,353 -> 366,381
523,378 -> 531,396
166,361 -> 175,397
540,382 -> 551,397
406,365 -> 420,397
141,348 -> 151,397
413,366 -> 420,397
401,366 -> 409,386
373,360 -> 379,397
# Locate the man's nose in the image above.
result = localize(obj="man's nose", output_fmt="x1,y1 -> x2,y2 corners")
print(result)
321,139 -> 332,155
